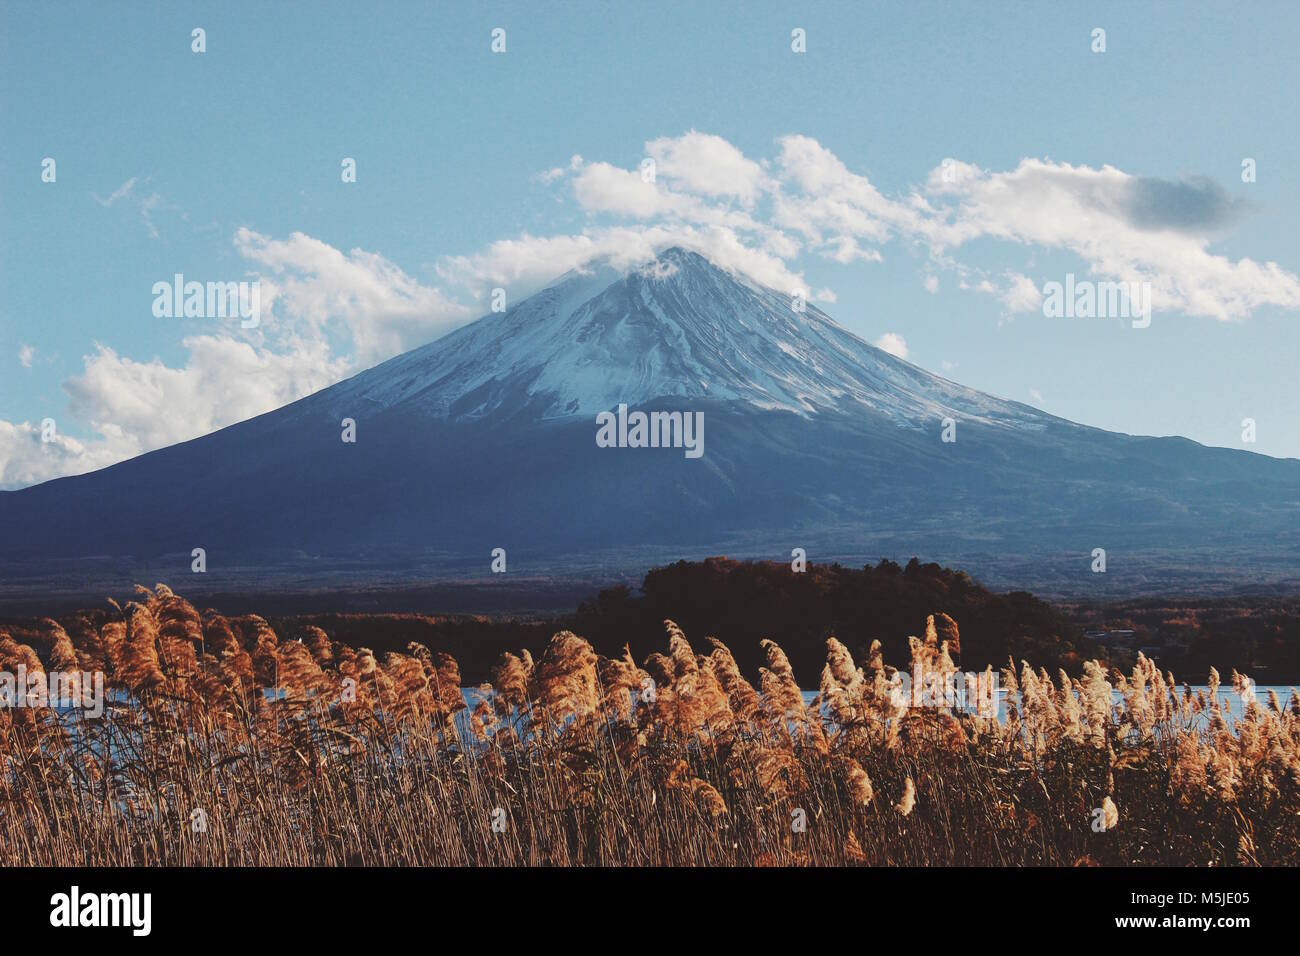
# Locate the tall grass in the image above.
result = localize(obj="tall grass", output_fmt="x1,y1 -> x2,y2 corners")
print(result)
1,585 -> 1296,866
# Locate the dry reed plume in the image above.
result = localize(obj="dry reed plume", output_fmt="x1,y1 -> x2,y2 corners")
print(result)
1,587 -> 1297,866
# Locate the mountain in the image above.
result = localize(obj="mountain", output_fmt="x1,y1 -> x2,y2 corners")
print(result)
4,246 -> 1300,603
321,251 -> 1048,427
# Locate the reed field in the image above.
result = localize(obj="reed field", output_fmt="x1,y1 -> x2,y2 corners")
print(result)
1,584 -> 1297,866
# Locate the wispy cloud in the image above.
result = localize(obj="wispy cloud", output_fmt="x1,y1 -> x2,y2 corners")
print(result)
92,176 -> 184,240
92,177 -> 138,206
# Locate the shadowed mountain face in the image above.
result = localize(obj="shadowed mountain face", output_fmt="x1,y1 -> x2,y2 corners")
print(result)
3,247 -> 1300,602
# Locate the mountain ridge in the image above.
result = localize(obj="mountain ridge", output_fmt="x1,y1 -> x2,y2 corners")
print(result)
3,245 -> 1300,601
301,246 -> 1063,431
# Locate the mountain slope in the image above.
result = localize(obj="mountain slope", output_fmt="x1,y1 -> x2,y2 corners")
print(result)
3,247 -> 1300,600
310,247 -> 1055,427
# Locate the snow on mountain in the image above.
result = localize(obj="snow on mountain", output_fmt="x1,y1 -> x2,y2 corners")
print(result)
316,247 -> 1053,430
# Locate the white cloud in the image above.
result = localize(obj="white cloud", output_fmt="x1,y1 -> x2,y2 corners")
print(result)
924,275 -> 939,294
1001,272 -> 1043,313
922,158 -> 1300,320
572,161 -> 779,239
234,228 -> 473,365
0,419 -> 123,490
536,155 -> 584,184
437,224 -> 810,302
925,159 -> 985,195
771,134 -> 960,263
873,332 -> 909,360
64,337 -> 351,462
18,345 -> 34,368
573,162 -> 672,218
1,334 -> 352,488
645,130 -> 769,205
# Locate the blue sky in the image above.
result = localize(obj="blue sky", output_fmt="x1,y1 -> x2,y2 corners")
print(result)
4,0 -> 1300,486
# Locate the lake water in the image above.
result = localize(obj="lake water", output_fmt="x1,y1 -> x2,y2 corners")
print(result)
456,685 -> 1295,732
798,686 -> 1295,725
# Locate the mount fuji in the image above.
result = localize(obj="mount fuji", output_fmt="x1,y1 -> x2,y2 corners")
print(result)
4,247 -> 1300,602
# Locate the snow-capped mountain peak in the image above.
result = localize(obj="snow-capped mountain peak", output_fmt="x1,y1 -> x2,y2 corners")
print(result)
319,246 -> 1049,429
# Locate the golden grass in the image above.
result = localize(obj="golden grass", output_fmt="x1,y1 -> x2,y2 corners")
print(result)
0,585 -> 1297,866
